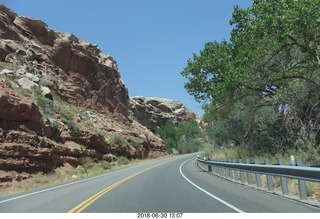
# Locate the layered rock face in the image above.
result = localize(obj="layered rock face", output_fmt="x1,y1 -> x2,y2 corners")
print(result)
0,82 -> 43,134
130,96 -> 201,131
0,4 -> 128,120
0,4 -> 166,183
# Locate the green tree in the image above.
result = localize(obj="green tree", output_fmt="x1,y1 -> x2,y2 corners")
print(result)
181,0 -> 320,156
177,120 -> 203,154
155,120 -> 204,154
155,120 -> 180,153
177,120 -> 203,140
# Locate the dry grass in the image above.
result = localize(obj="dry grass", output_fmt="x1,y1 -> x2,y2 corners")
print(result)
0,155 -> 171,196
0,172 -> 74,196
306,181 -> 320,201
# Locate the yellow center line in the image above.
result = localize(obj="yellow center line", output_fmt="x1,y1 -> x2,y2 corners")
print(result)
68,162 -> 165,213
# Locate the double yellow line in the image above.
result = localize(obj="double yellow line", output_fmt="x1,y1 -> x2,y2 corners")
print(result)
68,163 -> 164,213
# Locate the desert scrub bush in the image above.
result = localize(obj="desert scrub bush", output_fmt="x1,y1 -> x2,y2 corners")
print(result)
110,134 -> 127,147
92,161 -> 112,171
58,104 -> 79,131
32,172 -> 49,185
117,156 -> 130,165
33,85 -> 56,117
43,91 -> 80,131
15,85 -> 32,98
21,172 -> 64,191
59,106 -> 75,122
79,157 -> 95,176
130,137 -> 143,149
48,119 -> 61,141
306,181 -> 320,201
61,117 -> 79,131
201,144 -> 215,158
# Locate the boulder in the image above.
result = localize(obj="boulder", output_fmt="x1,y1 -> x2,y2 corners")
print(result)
0,69 -> 14,76
17,77 -> 37,90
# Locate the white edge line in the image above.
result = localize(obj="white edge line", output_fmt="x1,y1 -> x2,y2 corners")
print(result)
0,155 -> 187,204
0,158 -> 159,204
179,157 -> 245,213
0,169 -> 118,204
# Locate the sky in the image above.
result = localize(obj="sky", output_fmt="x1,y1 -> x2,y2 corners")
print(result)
1,0 -> 252,115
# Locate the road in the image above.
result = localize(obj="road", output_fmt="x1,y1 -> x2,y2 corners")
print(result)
0,153 -> 319,213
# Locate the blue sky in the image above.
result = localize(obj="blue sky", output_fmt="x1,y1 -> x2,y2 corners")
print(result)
2,0 -> 252,115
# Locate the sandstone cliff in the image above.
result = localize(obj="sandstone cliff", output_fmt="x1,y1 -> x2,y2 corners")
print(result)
0,4 -> 127,120
0,4 -> 166,183
130,96 -> 202,132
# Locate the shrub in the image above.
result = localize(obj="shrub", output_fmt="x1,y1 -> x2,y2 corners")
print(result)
33,85 -> 55,117
49,119 -> 61,141
32,172 -> 49,184
201,144 -> 215,158
79,157 -> 95,176
130,137 -> 143,149
96,161 -> 112,170
117,156 -> 130,165
110,134 -> 127,147
62,118 -> 79,131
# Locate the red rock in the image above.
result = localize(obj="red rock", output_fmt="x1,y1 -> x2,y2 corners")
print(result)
0,3 -> 167,184
0,82 -> 44,135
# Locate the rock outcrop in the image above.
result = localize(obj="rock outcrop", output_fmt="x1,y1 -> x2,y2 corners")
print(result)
0,3 -> 166,183
0,81 -> 43,135
130,96 -> 201,131
0,3 -> 128,120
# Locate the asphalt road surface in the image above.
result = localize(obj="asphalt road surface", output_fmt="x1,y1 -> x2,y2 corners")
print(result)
0,153 -> 319,213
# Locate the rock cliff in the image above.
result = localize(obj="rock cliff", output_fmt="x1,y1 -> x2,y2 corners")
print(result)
0,4 -> 166,183
0,4 -> 128,120
130,96 -> 202,131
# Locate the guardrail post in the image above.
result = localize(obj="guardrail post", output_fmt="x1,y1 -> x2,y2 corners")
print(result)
278,159 -> 289,195
254,159 -> 262,188
265,159 -> 274,192
216,159 -> 219,175
290,155 -> 295,166
229,160 -> 234,180
297,159 -> 308,200
239,159 -> 245,184
225,160 -> 229,178
219,159 -> 223,176
233,159 -> 239,181
196,155 -> 319,202
246,159 -> 253,185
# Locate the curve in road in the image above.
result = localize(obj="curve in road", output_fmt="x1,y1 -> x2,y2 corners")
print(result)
0,153 -> 319,213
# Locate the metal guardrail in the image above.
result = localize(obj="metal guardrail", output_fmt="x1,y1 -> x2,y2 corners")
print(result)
196,156 -> 320,201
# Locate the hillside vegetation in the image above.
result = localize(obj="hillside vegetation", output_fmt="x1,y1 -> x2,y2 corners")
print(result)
155,120 -> 205,154
181,0 -> 320,165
